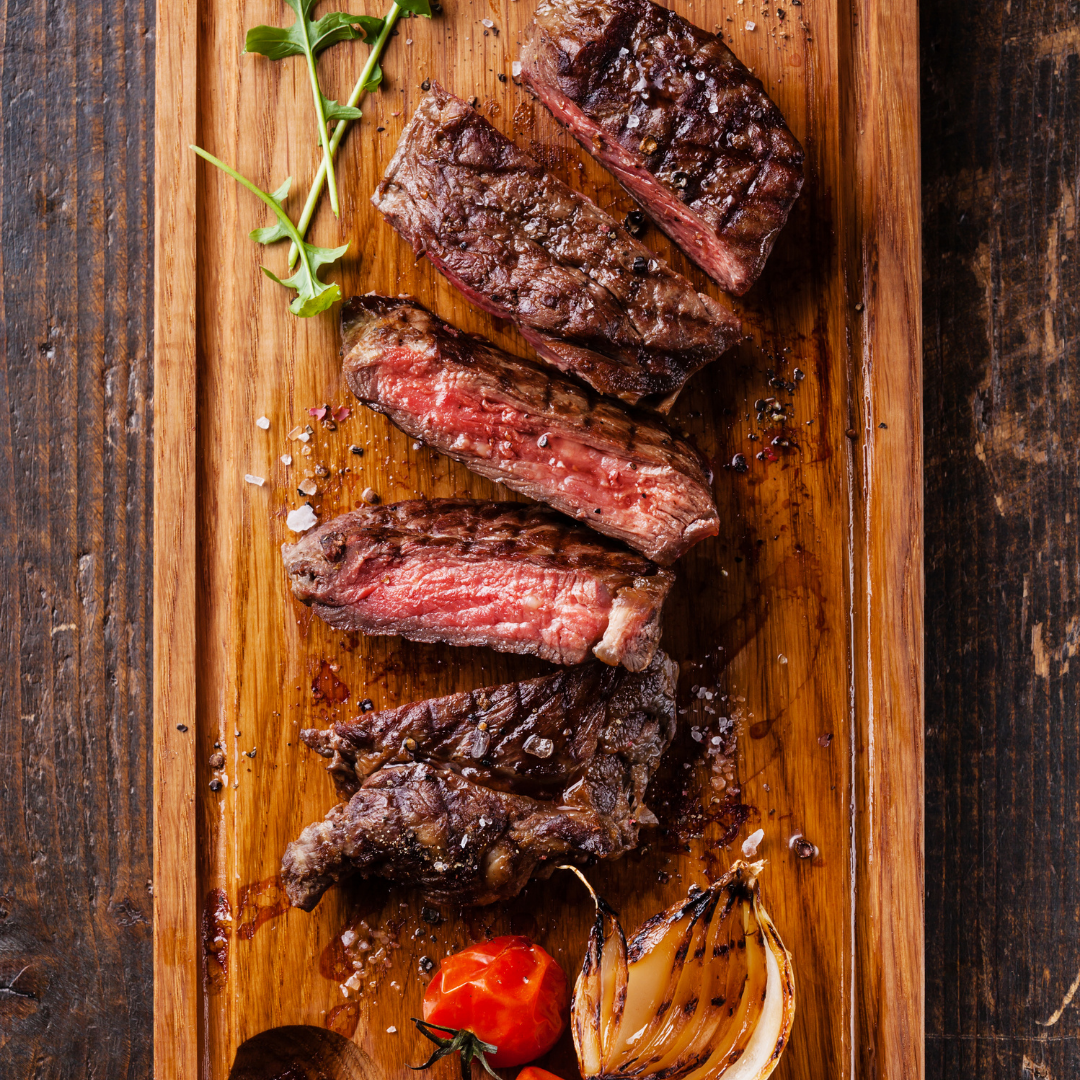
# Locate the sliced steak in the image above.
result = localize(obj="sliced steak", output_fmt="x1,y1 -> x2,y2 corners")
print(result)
281,499 -> 674,670
372,84 -> 741,412
341,295 -> 719,565
521,0 -> 804,295
300,651 -> 678,799
282,652 -> 677,908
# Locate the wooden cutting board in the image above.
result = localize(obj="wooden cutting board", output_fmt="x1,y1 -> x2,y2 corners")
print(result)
152,0 -> 922,1076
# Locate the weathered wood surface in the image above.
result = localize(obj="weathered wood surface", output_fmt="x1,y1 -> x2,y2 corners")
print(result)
154,0 -> 921,1079
922,3 -> 1080,1079
0,1 -> 156,1078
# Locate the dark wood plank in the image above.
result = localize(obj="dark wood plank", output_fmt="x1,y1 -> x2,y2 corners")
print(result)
923,1 -> 1080,1077
0,1 -> 156,1077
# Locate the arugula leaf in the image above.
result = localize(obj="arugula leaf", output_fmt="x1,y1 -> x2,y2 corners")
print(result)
191,145 -> 348,318
321,93 -> 363,124
245,2 -> 384,217
286,0 -> 433,268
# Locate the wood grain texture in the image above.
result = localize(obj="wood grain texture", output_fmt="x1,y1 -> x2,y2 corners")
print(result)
152,0 -> 921,1078
922,2 -> 1080,1079
152,0 -> 199,1077
0,0 -> 156,1077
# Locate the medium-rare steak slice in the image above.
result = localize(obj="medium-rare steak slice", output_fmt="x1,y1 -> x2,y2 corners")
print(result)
281,499 -> 674,670
301,651 -> 678,799
372,84 -> 741,412
341,295 -> 719,565
521,0 -> 804,295
282,652 -> 677,908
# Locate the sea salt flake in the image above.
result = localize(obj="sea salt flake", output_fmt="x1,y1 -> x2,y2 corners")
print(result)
523,735 -> 554,758
287,505 -> 319,533
244,474 -> 266,487
281,454 -> 293,466
256,415 -> 271,430
742,828 -> 764,857
511,60 -> 522,76
626,114 -> 641,128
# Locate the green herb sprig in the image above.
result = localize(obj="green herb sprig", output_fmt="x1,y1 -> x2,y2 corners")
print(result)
191,145 -> 348,317
286,0 -> 433,268
245,1 -> 386,219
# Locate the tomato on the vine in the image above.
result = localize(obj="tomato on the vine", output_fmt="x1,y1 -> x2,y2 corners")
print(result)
415,935 -> 569,1073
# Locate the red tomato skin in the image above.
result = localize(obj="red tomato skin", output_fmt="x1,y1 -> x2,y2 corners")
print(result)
422,936 -> 569,1067
517,1068 -> 566,1080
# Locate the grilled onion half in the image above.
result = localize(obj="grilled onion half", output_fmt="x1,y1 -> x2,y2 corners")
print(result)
567,861 -> 795,1080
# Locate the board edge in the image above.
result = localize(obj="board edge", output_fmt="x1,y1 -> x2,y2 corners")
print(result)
153,0 -> 200,1078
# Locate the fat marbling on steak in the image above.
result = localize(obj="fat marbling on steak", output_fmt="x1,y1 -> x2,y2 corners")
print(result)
521,0 -> 804,295
341,295 -> 719,565
282,651 -> 677,908
372,84 -> 741,412
282,499 -> 674,670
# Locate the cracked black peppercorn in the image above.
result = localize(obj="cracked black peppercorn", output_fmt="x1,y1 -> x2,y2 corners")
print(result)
632,256 -> 648,274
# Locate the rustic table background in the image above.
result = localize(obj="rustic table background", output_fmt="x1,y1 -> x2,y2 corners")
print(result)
0,0 -> 1075,1076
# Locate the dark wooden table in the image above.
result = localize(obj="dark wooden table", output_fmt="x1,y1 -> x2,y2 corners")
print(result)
0,0 -> 1075,1076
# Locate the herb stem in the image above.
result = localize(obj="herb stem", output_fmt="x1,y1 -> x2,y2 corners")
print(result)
288,0 -> 402,267
300,14 -> 342,218
190,145 -> 319,285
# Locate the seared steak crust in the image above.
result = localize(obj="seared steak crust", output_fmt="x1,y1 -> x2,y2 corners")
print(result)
521,0 -> 804,295
282,652 -> 678,908
341,295 -> 719,565
372,84 -> 741,411
281,499 -> 674,670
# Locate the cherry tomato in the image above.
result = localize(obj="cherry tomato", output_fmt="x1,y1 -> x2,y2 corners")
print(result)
422,935 -> 569,1067
517,1068 -> 567,1080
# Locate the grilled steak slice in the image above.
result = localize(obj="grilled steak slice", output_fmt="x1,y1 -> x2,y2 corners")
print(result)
373,84 -> 741,412
301,651 -> 679,799
341,296 -> 719,565
521,0 -> 804,295
281,499 -> 674,670
282,653 -> 678,908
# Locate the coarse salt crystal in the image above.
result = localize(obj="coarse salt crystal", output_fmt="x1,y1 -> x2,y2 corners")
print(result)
244,474 -> 266,487
341,930 -> 357,947
256,415 -> 270,430
287,425 -> 303,440
742,828 -> 764,857
745,19 -> 756,29
298,432 -> 311,443
627,115 -> 641,128
287,505 -> 319,533
406,37 -> 413,44
511,60 -> 522,77
709,102 -> 719,114
481,18 -> 494,27
281,454 -> 293,466
387,1026 -> 398,1034
298,478 -> 318,496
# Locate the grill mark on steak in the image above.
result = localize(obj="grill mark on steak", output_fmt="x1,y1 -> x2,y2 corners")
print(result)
282,652 -> 678,909
281,499 -> 674,670
340,295 -> 719,565
520,0 -> 804,295
372,84 -> 741,412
